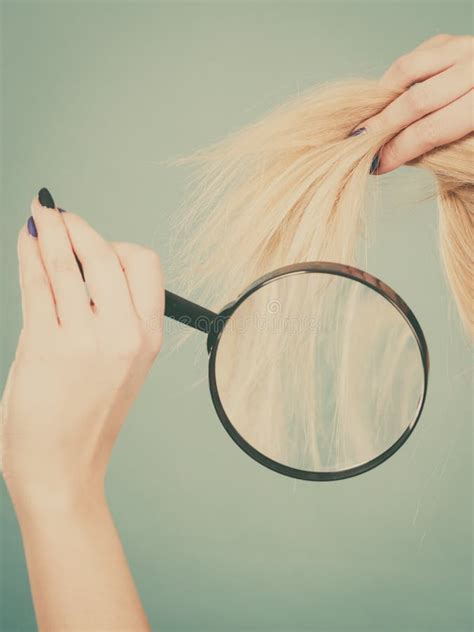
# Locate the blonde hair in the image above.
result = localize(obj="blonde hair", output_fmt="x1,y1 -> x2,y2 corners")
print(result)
173,79 -> 473,471
175,79 -> 473,336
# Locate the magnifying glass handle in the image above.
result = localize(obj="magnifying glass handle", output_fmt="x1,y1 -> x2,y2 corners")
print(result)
164,290 -> 218,334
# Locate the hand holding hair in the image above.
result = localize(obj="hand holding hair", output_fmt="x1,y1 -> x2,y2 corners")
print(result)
358,34 -> 474,174
175,37 -> 473,340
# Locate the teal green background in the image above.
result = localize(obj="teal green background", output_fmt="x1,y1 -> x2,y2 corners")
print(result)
1,1 -> 472,630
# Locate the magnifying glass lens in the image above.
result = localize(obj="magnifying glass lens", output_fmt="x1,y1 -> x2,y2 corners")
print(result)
213,271 -> 425,475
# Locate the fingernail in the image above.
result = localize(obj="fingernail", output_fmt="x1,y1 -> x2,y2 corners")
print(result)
58,207 -> 67,213
370,153 -> 380,174
38,187 -> 55,209
27,216 -> 38,237
349,127 -> 367,137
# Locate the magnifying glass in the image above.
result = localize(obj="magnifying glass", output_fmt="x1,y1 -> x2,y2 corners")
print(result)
165,262 -> 429,481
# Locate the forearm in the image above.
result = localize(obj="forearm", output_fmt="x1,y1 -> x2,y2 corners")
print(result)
1,195 -> 163,630
14,487 -> 150,632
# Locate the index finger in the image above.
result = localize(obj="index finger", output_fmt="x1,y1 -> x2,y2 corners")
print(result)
31,194 -> 91,326
364,61 -> 472,136
17,225 -> 58,332
380,37 -> 464,90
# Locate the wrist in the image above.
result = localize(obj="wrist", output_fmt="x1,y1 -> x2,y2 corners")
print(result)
7,476 -> 107,526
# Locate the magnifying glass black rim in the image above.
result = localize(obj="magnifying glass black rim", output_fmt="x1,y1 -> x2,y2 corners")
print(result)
207,261 -> 429,482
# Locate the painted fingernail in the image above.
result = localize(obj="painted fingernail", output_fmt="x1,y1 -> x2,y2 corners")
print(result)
38,187 -> 55,209
58,207 -> 67,213
27,216 -> 38,237
349,127 -> 367,137
370,153 -> 380,174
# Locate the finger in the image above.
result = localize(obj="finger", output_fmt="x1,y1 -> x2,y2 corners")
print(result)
60,213 -> 136,322
377,90 -> 474,174
380,37 -> 469,90
414,33 -> 453,51
111,242 -> 164,348
17,225 -> 58,331
366,62 -> 473,135
31,195 -> 91,325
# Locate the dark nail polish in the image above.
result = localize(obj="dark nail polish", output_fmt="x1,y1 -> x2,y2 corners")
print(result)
370,154 -> 380,174
38,187 -> 55,209
58,207 -> 67,213
27,216 -> 38,237
350,127 -> 367,137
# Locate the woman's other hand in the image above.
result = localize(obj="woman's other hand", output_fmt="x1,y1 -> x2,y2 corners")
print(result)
362,34 -> 474,174
1,191 -> 164,513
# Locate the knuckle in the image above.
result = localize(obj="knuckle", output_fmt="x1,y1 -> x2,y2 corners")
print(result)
383,140 -> 401,168
24,271 -> 49,294
431,33 -> 452,44
417,118 -> 439,151
458,35 -> 474,55
392,54 -> 413,84
134,246 -> 161,269
406,83 -> 430,115
50,255 -> 76,276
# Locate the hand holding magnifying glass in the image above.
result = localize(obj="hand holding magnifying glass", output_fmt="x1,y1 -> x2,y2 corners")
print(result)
3,190 -> 429,495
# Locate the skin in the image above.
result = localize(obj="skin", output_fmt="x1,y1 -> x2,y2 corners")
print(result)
366,33 -> 474,174
1,197 -> 163,630
0,33 -> 472,630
